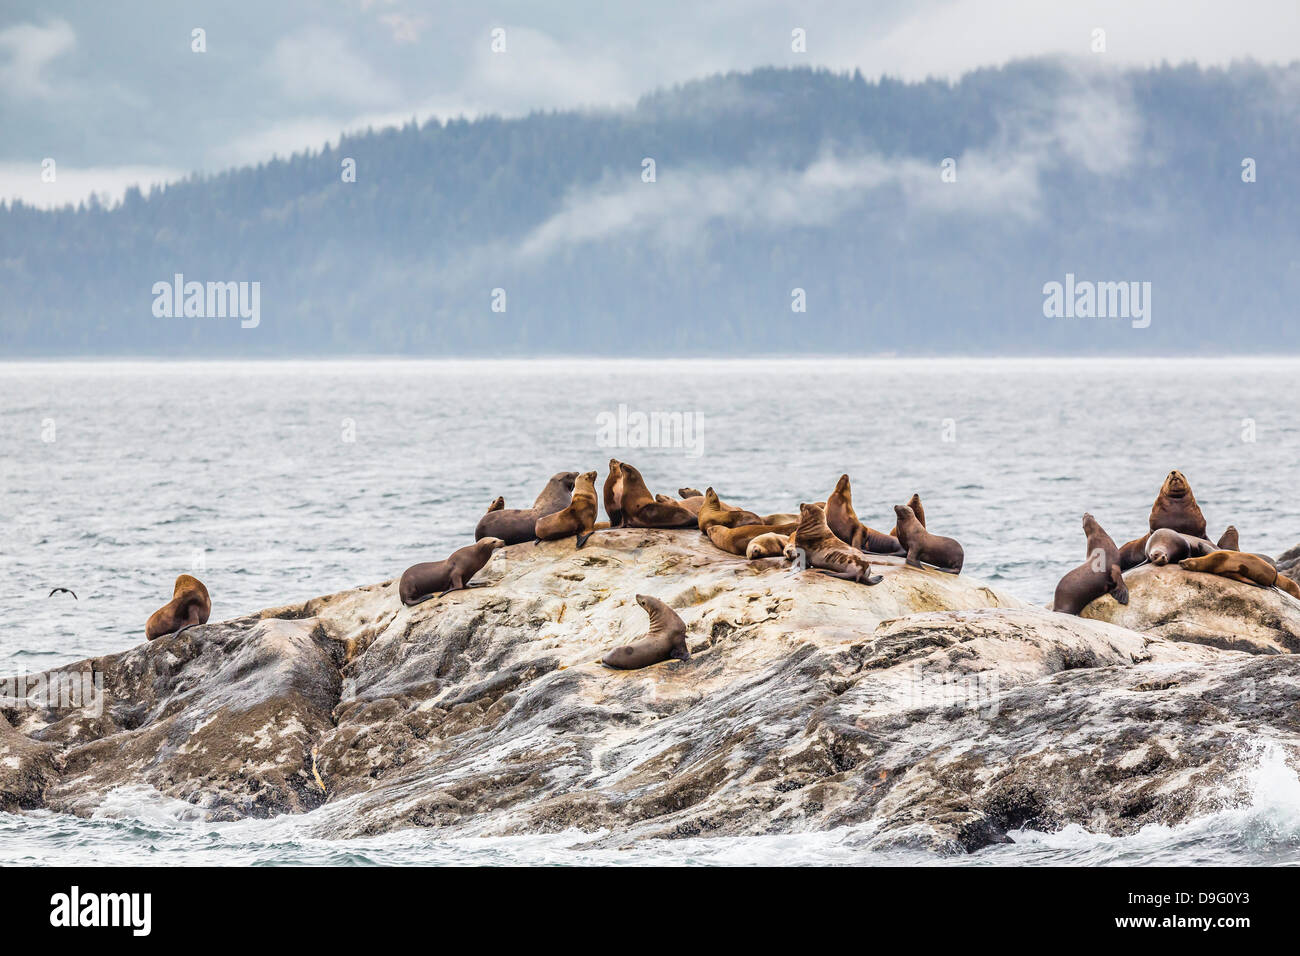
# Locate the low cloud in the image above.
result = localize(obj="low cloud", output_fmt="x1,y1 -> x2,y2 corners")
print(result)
0,19 -> 75,98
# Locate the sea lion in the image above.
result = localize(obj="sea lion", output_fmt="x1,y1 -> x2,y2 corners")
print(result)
696,487 -> 761,533
788,503 -> 883,585
1217,525 -> 1239,551
536,470 -> 599,547
602,594 -> 691,669
746,531 -> 792,559
1148,470 -> 1208,538
618,463 -> 697,528
757,512 -> 798,525
893,504 -> 963,573
486,496 -> 504,512
475,471 -> 576,545
657,493 -> 706,517
678,488 -> 703,500
826,474 -> 906,556
399,537 -> 505,605
1144,528 -> 1218,566
1181,551 -> 1300,599
145,574 -> 211,641
1051,513 -> 1129,615
888,493 -> 925,542
706,521 -> 797,556
604,460 -> 624,527
1117,533 -> 1150,571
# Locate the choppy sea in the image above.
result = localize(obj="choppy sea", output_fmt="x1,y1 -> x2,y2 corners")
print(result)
2,358 -> 1298,865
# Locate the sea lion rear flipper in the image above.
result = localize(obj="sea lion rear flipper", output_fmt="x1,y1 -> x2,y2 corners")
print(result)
576,531 -> 594,549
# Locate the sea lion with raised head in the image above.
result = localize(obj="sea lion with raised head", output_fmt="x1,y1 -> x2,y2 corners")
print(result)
602,594 -> 691,669
888,493 -> 926,543
1051,513 -> 1129,615
603,460 -> 624,527
706,521 -> 797,556
893,503 -> 963,573
399,537 -> 505,605
787,503 -> 883,585
1149,470 -> 1208,538
746,531 -> 792,559
1217,526 -> 1239,551
1181,551 -> 1300,599
146,574 -> 211,641
696,488 -> 761,533
536,470 -> 600,547
1144,528 -> 1218,567
476,471 -> 576,545
678,487 -> 703,500
486,496 -> 504,512
618,463 -> 698,528
826,474 -> 906,555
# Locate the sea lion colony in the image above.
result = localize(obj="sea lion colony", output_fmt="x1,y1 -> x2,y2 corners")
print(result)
139,465 -> 1298,670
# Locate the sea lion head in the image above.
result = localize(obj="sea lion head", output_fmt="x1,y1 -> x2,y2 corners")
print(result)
1162,470 -> 1190,498
553,471 -> 578,492
578,470 -> 597,485
608,458 -> 621,473
1082,512 -> 1098,533
480,537 -> 506,552
174,573 -> 204,595
893,504 -> 915,523
704,487 -> 720,507
834,474 -> 850,494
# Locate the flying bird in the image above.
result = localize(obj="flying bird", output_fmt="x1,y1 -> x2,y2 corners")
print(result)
48,588 -> 78,600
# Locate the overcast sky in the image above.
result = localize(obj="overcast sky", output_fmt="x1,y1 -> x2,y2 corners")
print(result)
2,0 -> 1297,207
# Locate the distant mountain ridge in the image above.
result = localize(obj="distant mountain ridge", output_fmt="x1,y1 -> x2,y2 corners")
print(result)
2,59 -> 1298,356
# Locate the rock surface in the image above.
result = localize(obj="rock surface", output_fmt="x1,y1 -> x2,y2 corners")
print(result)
1082,562 -> 1300,655
3,530 -> 1298,854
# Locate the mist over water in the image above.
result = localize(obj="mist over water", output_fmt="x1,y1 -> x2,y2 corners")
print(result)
3,357 -> 1298,864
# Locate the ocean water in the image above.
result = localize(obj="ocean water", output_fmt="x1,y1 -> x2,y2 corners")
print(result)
2,357 -> 1299,865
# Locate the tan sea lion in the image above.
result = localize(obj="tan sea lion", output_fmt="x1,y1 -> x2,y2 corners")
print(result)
603,460 -> 624,527
1217,525 -> 1239,550
486,496 -> 504,512
706,521 -> 797,556
602,594 -> 690,669
826,474 -> 906,556
756,512 -> 798,525
1051,513 -> 1129,615
475,472 -> 576,545
1149,470 -> 1208,538
787,503 -> 883,585
145,574 -> 211,641
893,503 -> 963,573
399,538 -> 505,605
618,463 -> 698,528
746,531 -> 792,559
536,470 -> 599,547
696,487 -> 761,533
888,493 -> 925,542
1144,528 -> 1218,566
1181,551 -> 1300,599
678,487 -> 703,500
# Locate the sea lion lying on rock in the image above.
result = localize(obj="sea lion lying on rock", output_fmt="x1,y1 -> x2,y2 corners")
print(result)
893,503 -> 963,573
602,594 -> 690,669
786,503 -> 883,585
1180,551 -> 1300,599
146,574 -> 211,640
706,521 -> 797,556
1052,513 -> 1128,615
1144,528 -> 1218,567
746,531 -> 792,559
476,471 -> 576,544
399,538 -> 505,605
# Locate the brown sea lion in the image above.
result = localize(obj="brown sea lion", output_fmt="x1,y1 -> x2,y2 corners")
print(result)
1051,513 -> 1129,615
602,594 -> 691,669
1144,528 -> 1218,567
756,512 -> 798,525
399,537 -> 505,605
145,574 -> 211,641
706,521 -> 797,556
826,474 -> 906,556
893,504 -> 963,573
1148,470 -> 1208,538
1117,533 -> 1150,571
696,487 -> 762,533
678,488 -> 703,500
1181,551 -> 1300,599
618,463 -> 698,528
1217,525 -> 1239,551
475,471 -> 576,545
788,503 -> 883,585
536,470 -> 599,547
746,531 -> 792,559
486,496 -> 504,512
657,493 -> 707,517
888,493 -> 926,542
603,460 -> 624,527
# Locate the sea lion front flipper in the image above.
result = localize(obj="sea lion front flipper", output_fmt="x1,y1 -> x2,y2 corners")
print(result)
1109,564 -> 1129,604
864,573 -> 883,586
576,531 -> 594,549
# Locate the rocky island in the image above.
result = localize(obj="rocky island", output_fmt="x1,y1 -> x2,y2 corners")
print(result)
4,529 -> 1300,855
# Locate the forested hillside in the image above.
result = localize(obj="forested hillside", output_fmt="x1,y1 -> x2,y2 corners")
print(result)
2,59 -> 1297,355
